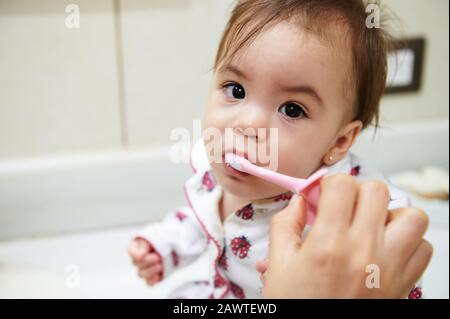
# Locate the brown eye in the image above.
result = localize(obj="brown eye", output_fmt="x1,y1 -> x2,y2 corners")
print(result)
279,103 -> 307,119
224,83 -> 246,99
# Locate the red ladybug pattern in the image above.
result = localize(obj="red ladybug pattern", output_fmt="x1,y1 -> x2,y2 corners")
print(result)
171,250 -> 179,267
230,236 -> 251,259
201,171 -> 216,192
230,281 -> 245,299
408,286 -> 423,299
214,273 -> 227,288
274,192 -> 293,202
235,204 -> 254,220
175,211 -> 188,222
351,165 -> 361,177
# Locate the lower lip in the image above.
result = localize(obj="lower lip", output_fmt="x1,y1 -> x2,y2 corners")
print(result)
223,162 -> 251,178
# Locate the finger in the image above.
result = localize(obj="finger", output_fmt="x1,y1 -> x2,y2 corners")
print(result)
134,253 -> 161,267
138,264 -> 163,280
138,266 -> 162,279
128,242 -> 139,259
314,175 -> 358,232
352,180 -> 390,238
128,239 -> 150,262
403,240 -> 433,289
385,207 -> 430,267
146,274 -> 161,286
269,195 -> 307,260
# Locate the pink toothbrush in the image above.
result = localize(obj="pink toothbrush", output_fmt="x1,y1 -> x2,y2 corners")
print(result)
224,153 -> 327,225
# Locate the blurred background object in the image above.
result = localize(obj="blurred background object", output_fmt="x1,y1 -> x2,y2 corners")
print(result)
0,0 -> 448,298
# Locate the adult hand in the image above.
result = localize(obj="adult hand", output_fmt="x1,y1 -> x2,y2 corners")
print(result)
262,175 -> 433,298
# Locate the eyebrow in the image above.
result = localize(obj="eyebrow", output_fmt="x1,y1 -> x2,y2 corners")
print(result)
218,64 -> 249,80
280,84 -> 324,107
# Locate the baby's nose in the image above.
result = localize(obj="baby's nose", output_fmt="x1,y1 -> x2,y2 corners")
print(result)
234,104 -> 270,137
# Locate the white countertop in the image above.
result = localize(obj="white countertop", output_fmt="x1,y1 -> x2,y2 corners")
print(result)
0,197 -> 447,299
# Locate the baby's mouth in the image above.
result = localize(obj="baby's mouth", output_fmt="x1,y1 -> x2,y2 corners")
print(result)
223,149 -> 258,165
222,151 -> 252,178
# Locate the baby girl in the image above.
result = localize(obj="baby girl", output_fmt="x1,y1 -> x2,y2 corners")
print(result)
128,0 -> 422,299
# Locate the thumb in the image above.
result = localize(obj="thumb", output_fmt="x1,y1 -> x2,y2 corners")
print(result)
269,195 -> 307,260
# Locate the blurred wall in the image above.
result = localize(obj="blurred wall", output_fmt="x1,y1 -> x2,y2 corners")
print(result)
380,0 -> 449,125
0,0 -> 122,158
0,0 -> 448,160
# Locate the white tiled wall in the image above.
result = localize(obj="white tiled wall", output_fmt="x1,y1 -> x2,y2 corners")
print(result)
119,0 -> 221,146
0,0 -> 122,159
0,0 -> 448,158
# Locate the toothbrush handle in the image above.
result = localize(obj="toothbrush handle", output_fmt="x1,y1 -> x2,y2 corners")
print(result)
298,169 -> 327,225
244,165 -> 306,192
301,179 -> 322,225
247,165 -> 327,196
296,168 -> 328,194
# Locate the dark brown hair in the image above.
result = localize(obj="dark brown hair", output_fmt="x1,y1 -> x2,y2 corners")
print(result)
214,0 -> 397,129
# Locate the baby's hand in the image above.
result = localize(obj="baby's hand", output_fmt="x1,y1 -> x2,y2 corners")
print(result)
128,238 -> 163,286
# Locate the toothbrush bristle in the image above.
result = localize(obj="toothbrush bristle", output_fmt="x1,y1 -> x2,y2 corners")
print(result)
224,153 -> 243,171
231,162 -> 242,171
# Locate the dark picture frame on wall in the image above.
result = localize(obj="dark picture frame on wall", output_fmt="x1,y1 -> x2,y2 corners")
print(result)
385,37 -> 426,94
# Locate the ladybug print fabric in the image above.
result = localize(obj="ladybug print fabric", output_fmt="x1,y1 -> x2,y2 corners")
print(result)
230,236 -> 251,259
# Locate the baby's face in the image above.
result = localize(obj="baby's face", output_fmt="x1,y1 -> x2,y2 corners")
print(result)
204,21 -> 355,200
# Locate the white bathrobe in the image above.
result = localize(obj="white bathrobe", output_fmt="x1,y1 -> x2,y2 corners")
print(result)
136,139 -> 421,299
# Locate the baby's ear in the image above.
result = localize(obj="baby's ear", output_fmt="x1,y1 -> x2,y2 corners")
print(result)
323,120 -> 363,165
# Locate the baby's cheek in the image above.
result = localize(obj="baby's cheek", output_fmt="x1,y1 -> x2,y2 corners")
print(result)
277,149 -> 318,179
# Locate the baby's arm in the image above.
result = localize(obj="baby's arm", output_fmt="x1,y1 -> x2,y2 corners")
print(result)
128,208 -> 207,286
